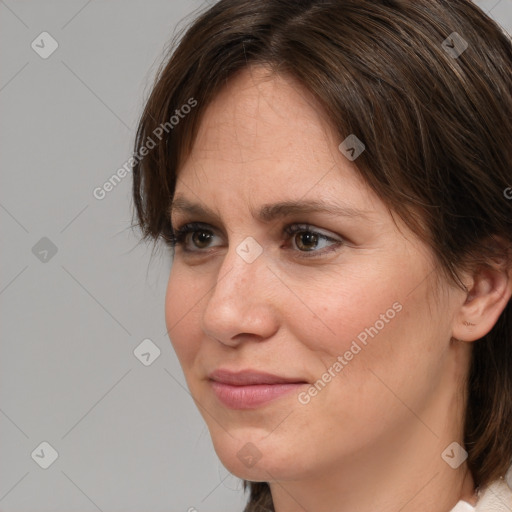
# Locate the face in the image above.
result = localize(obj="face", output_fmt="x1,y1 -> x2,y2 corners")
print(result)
165,65 -> 468,483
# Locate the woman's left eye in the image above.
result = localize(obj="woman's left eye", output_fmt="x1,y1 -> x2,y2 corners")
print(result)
283,224 -> 344,257
166,222 -> 344,258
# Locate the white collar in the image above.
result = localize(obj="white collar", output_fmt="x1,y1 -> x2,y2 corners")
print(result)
449,464 -> 512,512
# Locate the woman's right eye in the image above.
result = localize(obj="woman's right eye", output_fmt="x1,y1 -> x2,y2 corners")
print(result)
166,222 -> 222,252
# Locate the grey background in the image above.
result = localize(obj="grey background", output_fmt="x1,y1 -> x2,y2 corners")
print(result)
0,1 -> 510,511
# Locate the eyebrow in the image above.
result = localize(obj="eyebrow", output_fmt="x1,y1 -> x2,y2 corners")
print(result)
168,195 -> 373,224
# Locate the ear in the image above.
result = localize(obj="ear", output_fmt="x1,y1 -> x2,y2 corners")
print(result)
452,238 -> 512,343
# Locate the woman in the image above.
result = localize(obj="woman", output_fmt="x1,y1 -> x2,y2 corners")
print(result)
131,0 -> 512,510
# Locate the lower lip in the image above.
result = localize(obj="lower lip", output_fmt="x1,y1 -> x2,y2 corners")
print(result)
210,381 -> 306,409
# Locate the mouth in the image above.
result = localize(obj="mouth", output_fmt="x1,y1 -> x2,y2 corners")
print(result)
207,369 -> 309,409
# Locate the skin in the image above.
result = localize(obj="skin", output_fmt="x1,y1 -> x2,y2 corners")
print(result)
164,65 -> 512,512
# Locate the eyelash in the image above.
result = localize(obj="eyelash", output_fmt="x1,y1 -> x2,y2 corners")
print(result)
164,221 -> 344,259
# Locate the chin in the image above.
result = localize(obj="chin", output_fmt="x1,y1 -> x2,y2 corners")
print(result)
208,427 -> 308,482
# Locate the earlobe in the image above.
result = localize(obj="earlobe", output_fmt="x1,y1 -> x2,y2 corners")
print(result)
452,264 -> 512,343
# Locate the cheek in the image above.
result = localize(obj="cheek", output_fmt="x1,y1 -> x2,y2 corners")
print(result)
164,267 -> 202,370
285,266 -> 409,361
287,266 -> 440,409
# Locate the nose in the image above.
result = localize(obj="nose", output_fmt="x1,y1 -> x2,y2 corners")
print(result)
200,242 -> 280,347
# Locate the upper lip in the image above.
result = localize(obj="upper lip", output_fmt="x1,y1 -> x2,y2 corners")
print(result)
208,369 -> 307,386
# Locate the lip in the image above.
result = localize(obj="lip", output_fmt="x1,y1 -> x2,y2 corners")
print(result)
208,369 -> 308,409
208,368 -> 308,386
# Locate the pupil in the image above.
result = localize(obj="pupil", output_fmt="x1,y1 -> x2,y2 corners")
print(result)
194,231 -> 211,247
298,232 -> 318,250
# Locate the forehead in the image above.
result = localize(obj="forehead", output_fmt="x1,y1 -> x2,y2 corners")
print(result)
174,65 -> 383,220
188,65 -> 338,163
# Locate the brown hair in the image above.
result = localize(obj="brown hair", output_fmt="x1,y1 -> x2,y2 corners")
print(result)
131,1 -> 512,509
